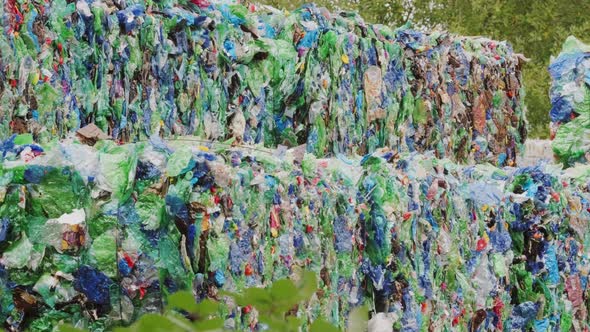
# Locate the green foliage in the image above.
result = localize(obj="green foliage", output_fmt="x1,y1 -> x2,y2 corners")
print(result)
223,270 -> 320,331
114,295 -> 223,332
310,319 -> 341,332
57,325 -> 86,332
113,313 -> 198,332
57,272 -> 369,332
263,0 -> 410,24
260,0 -> 590,138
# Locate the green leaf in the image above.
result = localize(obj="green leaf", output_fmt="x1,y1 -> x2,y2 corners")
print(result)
167,291 -> 198,313
296,271 -> 318,301
347,305 -> 369,332
218,290 -> 239,299
113,327 -> 133,332
57,324 -> 86,332
260,317 -> 290,332
309,318 -> 341,332
239,287 -> 272,311
195,299 -> 219,316
193,317 -> 224,331
270,279 -> 298,305
286,316 -> 304,331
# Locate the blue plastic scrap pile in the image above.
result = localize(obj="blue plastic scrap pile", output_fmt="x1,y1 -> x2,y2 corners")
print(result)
1,135 -> 589,331
549,36 -> 590,165
0,0 -> 526,166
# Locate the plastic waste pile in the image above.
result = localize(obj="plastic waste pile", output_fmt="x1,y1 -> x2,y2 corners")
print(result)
549,36 -> 590,165
0,0 -> 527,165
1,134 -> 589,331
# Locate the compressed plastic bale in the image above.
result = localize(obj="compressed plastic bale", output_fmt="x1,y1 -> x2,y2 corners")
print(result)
4,137 -> 590,330
355,153 -> 590,330
549,36 -> 590,165
0,1 -> 526,166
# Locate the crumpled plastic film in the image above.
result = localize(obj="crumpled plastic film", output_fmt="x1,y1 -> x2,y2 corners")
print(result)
0,1 -> 526,165
1,135 -> 589,331
549,36 -> 590,165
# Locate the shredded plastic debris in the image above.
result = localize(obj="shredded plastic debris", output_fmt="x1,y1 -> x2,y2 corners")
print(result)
0,1 -> 526,165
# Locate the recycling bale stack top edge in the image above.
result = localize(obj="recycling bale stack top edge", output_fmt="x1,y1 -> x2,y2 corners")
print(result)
0,1 -> 527,166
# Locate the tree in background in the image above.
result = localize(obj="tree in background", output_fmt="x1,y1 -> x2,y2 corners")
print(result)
258,0 -> 590,138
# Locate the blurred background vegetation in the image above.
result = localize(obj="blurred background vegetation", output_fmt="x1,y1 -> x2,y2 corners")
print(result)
259,0 -> 590,138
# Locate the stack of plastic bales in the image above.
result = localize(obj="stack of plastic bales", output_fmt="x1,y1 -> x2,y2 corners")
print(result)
11,1 -> 590,332
1,133 -> 590,331
0,1 -> 527,166
549,36 -> 590,165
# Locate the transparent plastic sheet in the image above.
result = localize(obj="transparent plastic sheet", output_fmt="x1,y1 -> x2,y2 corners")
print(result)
0,1 -> 526,166
1,137 -> 589,331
